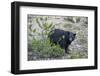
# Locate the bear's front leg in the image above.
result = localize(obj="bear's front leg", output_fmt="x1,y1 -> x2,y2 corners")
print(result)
65,47 -> 70,54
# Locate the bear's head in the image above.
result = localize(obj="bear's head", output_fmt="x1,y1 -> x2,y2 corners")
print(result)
65,31 -> 76,43
69,32 -> 76,42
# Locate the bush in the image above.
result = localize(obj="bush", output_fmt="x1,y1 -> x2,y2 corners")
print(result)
31,38 -> 65,59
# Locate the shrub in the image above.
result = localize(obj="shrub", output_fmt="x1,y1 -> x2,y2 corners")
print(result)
31,38 -> 65,59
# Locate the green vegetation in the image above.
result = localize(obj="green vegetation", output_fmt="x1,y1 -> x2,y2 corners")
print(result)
69,51 -> 88,59
31,38 -> 64,59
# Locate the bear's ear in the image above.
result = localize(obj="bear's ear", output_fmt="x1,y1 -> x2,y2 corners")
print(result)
74,33 -> 76,36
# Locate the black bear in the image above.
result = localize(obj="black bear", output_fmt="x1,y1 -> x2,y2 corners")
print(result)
49,29 -> 76,53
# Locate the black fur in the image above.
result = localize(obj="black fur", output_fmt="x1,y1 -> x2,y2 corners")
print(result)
49,29 -> 76,53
